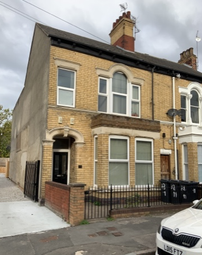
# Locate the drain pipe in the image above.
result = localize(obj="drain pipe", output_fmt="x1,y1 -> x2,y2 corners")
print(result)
172,76 -> 178,180
151,66 -> 156,120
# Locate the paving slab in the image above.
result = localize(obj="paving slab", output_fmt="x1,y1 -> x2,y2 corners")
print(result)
0,174 -> 69,238
0,201 -> 69,238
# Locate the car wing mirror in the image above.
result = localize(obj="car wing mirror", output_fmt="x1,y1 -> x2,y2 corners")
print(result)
193,200 -> 199,205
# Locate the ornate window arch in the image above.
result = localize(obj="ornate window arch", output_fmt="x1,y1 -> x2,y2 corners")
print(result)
179,82 -> 202,125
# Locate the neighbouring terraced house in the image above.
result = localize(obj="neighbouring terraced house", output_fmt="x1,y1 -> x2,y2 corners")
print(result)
9,11 -> 202,203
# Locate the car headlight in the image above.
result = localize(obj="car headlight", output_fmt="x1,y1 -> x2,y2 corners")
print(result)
157,224 -> 162,234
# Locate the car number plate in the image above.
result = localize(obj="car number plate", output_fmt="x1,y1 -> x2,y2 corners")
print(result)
164,245 -> 184,255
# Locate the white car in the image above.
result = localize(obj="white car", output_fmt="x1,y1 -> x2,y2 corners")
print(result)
156,199 -> 202,255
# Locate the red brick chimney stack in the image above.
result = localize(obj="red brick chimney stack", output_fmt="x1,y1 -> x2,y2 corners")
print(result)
109,11 -> 135,52
178,48 -> 197,70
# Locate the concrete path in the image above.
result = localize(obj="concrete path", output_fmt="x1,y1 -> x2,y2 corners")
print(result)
0,173 -> 69,238
0,173 -> 28,202
0,173 -> 187,255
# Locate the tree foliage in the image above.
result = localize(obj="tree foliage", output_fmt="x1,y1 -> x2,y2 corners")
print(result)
0,105 -> 12,157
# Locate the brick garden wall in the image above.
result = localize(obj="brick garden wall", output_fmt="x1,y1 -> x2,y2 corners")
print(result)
45,181 -> 70,222
45,181 -> 85,226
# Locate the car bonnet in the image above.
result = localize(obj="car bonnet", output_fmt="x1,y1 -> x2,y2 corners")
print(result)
162,207 -> 202,236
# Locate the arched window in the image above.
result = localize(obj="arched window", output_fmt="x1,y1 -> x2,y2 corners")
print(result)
191,90 -> 199,123
97,66 -> 142,117
180,83 -> 202,125
112,72 -> 127,114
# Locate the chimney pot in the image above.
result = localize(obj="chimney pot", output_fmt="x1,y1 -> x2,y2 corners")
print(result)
178,47 -> 197,70
109,10 -> 135,52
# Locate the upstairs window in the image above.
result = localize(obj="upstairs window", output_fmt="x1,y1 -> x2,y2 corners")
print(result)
57,68 -> 75,107
112,73 -> 127,114
98,72 -> 141,117
179,83 -> 202,125
131,85 -> 140,117
181,95 -> 186,122
98,78 -> 108,112
191,90 -> 199,123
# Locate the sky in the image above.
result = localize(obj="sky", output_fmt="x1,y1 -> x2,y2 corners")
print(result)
0,0 -> 202,110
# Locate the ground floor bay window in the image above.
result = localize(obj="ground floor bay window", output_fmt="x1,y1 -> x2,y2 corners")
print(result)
198,145 -> 202,182
135,138 -> 153,185
109,136 -> 129,185
183,144 -> 189,181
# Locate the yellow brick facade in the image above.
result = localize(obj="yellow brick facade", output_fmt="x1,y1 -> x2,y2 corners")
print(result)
39,44 -> 202,193
9,22 -> 202,202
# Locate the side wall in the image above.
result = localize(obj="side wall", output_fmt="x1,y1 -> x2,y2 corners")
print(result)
9,25 -> 50,189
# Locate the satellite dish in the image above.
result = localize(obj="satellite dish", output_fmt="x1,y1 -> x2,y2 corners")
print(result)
120,3 -> 128,12
166,109 -> 178,117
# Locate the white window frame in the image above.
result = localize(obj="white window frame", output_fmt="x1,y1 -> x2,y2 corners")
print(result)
135,138 -> 154,186
180,94 -> 187,122
98,77 -> 109,112
108,135 -> 129,186
57,68 -> 76,107
131,84 -> 140,117
182,144 -> 189,181
98,75 -> 141,118
179,82 -> 202,125
198,144 -> 202,183
111,72 -> 128,115
190,89 -> 200,124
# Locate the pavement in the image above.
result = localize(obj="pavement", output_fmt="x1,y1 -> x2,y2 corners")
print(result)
0,173 -> 176,255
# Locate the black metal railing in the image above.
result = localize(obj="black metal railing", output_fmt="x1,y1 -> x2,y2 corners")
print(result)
84,184 -> 163,219
84,183 -> 202,220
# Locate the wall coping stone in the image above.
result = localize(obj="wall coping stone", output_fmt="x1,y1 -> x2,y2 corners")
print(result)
69,183 -> 86,187
45,181 -> 70,190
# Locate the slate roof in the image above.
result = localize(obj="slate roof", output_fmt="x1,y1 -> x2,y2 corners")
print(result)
37,23 -> 202,81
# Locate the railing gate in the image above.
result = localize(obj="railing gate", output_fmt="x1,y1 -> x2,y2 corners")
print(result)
24,160 -> 40,202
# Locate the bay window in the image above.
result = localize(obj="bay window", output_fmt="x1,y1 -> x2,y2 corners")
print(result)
112,72 -> 127,114
98,78 -> 108,112
183,145 -> 189,181
98,72 -> 140,117
180,84 -> 202,124
198,145 -> 202,182
131,85 -> 140,117
181,95 -> 186,122
109,136 -> 129,185
191,90 -> 199,123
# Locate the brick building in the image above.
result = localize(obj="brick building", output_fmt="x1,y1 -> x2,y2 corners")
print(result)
9,11 -> 202,202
